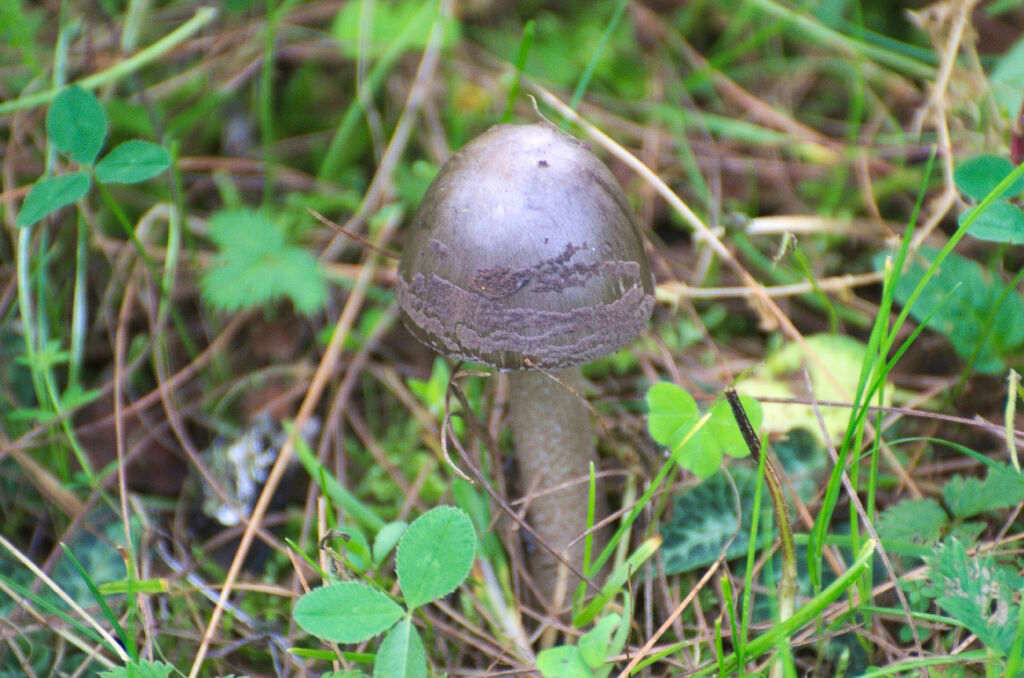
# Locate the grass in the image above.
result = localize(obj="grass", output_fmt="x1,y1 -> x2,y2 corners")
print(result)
2,0 -> 1024,676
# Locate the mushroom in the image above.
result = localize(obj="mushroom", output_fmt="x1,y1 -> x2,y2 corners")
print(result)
398,123 -> 654,608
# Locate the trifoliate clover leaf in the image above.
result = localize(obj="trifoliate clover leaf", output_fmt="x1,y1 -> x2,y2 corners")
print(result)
645,382 -> 762,479
201,208 -> 326,315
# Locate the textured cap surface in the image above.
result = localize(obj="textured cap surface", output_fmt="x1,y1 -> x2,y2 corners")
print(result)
398,123 -> 654,369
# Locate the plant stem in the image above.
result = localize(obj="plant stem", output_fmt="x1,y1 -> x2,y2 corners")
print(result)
0,7 -> 217,115
507,367 -> 606,612
725,388 -> 796,672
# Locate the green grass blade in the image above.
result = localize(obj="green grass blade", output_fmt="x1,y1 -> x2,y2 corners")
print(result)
694,539 -> 877,677
501,19 -> 534,123
59,542 -> 136,660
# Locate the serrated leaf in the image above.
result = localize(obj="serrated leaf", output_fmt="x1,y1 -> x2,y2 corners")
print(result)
876,498 -> 948,547
578,613 -> 619,669
943,463 -> 1024,519
536,645 -> 592,678
16,172 -> 91,227
396,506 -> 475,610
293,581 -> 403,643
47,85 -> 107,164
875,247 -> 1024,374
660,466 -> 772,575
95,140 -> 171,184
925,538 -> 1023,654
372,521 -> 408,566
372,618 -> 426,678
99,660 -> 173,678
954,155 -> 1024,202
959,199 -> 1024,244
201,208 -> 327,315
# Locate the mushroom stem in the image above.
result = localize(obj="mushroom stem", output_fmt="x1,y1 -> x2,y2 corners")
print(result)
507,367 -> 607,611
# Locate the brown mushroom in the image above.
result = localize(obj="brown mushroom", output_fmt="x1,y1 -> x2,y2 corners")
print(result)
398,123 -> 653,610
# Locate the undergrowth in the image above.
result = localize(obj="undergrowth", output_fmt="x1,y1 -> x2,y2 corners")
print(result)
2,1 -> 1024,676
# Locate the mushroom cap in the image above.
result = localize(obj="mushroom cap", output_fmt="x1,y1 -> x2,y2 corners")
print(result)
397,123 -> 654,370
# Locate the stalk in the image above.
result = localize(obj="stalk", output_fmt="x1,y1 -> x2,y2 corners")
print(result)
507,367 -> 607,612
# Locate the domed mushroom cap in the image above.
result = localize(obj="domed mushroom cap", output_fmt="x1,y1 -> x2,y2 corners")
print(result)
398,123 -> 654,370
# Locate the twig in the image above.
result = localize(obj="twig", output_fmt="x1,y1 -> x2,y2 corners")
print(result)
0,7 -> 219,115
0,533 -> 130,663
187,208 -> 401,677
725,388 -> 797,676
320,0 -> 448,260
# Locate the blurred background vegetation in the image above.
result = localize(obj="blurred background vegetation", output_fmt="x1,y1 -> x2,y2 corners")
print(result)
4,0 -> 1024,675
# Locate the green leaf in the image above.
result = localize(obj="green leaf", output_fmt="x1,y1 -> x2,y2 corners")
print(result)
704,396 -> 761,460
536,645 -> 593,678
599,594 -> 631,678
396,506 -> 475,610
958,200 -> 1024,244
99,660 -> 173,678
475,10 -> 646,100
954,155 -> 1024,202
645,381 -> 697,445
875,247 -> 1024,374
332,0 -> 458,59
645,382 -> 761,478
98,578 -> 168,595
372,618 -> 426,678
407,357 -> 450,417
95,140 -> 171,184
337,525 -> 372,574
924,538 -> 1023,654
16,172 -> 91,227
991,36 -> 1024,117
372,521 -> 408,567
574,537 -> 660,626
740,333 -> 892,444
293,581 -> 403,643
201,208 -> 327,315
768,428 -> 828,503
452,477 -> 505,563
660,466 -> 772,575
577,613 -> 620,669
876,498 -> 948,547
60,382 -> 102,411
943,463 -> 1024,519
0,0 -> 42,74
47,85 -> 107,164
